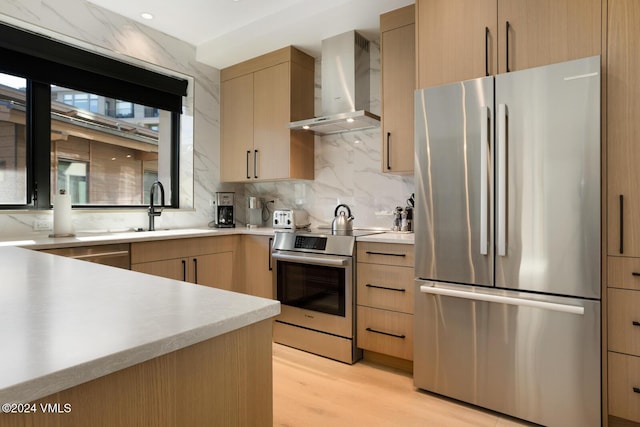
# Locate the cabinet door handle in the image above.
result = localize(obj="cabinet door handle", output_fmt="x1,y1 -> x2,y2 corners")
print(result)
485,26 -> 490,76
193,258 -> 198,284
632,272 -> 640,277
505,21 -> 511,72
633,321 -> 640,327
254,149 -> 258,179
365,327 -> 405,339
634,387 -> 640,394
365,251 -> 406,257
620,194 -> 624,254
182,259 -> 186,282
268,237 -> 273,271
246,151 -> 251,179
386,132 -> 391,170
366,284 -> 406,292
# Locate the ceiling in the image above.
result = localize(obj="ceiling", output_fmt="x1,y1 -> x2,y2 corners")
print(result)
84,0 -> 414,69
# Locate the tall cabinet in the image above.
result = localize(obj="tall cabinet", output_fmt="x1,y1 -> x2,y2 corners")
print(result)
221,47 -> 315,182
416,0 -> 601,88
607,1 -> 640,425
380,5 -> 415,174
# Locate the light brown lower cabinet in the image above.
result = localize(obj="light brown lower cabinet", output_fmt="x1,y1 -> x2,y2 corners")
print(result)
609,351 -> 640,424
242,235 -> 274,299
131,235 -> 239,291
356,242 -> 414,367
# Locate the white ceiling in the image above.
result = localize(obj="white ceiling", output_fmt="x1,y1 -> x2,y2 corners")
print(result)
84,0 -> 414,69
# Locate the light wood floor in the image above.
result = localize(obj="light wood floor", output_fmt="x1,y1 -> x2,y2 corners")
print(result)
273,343 -> 534,427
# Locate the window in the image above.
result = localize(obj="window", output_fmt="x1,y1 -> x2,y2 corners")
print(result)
0,22 -> 188,209
60,92 -> 98,113
115,100 -> 133,118
0,74 -> 27,205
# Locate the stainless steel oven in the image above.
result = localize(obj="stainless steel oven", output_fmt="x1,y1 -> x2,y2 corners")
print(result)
272,230 -> 371,364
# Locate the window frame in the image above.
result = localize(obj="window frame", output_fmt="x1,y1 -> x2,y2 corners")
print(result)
0,22 -> 186,210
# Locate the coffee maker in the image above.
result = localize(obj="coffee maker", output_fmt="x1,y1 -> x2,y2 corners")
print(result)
213,192 -> 235,228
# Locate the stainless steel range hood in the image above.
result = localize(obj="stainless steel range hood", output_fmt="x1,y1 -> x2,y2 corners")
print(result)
287,30 -> 380,135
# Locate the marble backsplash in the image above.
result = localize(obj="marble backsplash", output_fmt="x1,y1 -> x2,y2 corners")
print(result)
0,0 -> 414,238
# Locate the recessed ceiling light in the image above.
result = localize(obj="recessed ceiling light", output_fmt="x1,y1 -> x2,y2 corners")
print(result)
141,12 -> 153,20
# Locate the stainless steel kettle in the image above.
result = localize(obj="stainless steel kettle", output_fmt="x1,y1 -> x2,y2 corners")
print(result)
332,204 -> 354,233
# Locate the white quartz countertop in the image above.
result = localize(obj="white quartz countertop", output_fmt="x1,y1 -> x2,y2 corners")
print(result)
356,232 -> 415,245
0,246 -> 280,404
0,226 -> 277,250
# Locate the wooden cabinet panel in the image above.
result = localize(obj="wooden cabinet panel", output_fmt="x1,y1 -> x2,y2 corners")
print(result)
243,235 -> 274,299
497,0 -> 601,73
133,258 -> 187,281
609,257 -> 640,291
607,0 -> 640,257
609,351 -> 640,423
381,6 -> 415,174
357,306 -> 413,361
221,74 -> 254,182
357,263 -> 414,313
254,63 -> 290,180
609,288 -> 640,356
357,242 -> 414,267
193,252 -> 233,291
131,236 -> 239,291
416,0 -> 497,88
220,46 -> 314,183
416,0 -> 601,88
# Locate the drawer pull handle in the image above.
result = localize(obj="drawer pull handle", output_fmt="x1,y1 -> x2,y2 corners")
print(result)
365,251 -> 406,257
365,327 -> 405,339
366,284 -> 406,293
634,387 -> 640,394
633,272 -> 640,277
633,321 -> 640,327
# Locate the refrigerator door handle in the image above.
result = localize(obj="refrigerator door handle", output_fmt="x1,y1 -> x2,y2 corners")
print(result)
480,106 -> 490,255
497,103 -> 507,256
419,284 -> 584,315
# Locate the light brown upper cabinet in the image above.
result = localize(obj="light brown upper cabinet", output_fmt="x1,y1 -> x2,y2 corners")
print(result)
607,0 -> 640,258
381,5 -> 415,175
221,47 -> 315,182
416,0 -> 601,88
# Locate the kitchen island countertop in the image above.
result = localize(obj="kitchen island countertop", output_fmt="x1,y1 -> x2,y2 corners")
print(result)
0,246 -> 280,404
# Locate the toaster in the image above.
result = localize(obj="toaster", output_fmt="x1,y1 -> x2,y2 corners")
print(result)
273,209 -> 309,229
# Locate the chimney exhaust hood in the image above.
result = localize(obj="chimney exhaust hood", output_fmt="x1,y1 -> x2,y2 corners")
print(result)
287,30 -> 380,135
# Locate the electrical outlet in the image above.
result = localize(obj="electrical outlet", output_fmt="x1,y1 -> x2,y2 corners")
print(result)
33,219 -> 52,231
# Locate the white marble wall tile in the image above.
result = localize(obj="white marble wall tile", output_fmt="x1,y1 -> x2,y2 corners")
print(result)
0,3 -> 411,237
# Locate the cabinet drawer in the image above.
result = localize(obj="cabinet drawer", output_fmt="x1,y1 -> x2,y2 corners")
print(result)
609,257 -> 640,291
357,242 -> 414,267
357,306 -> 413,361
609,288 -> 640,356
609,351 -> 640,423
357,263 -> 414,313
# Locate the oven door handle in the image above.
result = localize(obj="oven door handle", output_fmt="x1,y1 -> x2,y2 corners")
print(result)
272,252 -> 348,266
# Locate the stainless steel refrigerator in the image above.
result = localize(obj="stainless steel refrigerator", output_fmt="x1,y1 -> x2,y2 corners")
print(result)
413,56 -> 601,427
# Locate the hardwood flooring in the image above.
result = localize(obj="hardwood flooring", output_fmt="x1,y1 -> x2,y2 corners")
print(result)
273,343 -> 534,427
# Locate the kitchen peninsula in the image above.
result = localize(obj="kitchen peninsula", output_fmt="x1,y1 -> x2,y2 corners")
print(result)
0,246 -> 279,427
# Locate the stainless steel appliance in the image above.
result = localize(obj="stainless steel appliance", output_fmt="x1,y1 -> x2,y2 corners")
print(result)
272,209 -> 310,229
247,196 -> 263,228
213,192 -> 235,228
272,229 -> 380,363
413,56 -> 601,427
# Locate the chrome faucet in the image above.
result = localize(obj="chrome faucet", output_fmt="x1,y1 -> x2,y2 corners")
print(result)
148,181 -> 165,231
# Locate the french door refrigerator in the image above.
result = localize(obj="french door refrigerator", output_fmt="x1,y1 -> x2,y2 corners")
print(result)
413,56 -> 601,427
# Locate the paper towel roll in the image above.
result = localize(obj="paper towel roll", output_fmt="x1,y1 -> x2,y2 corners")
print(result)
52,192 -> 74,236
